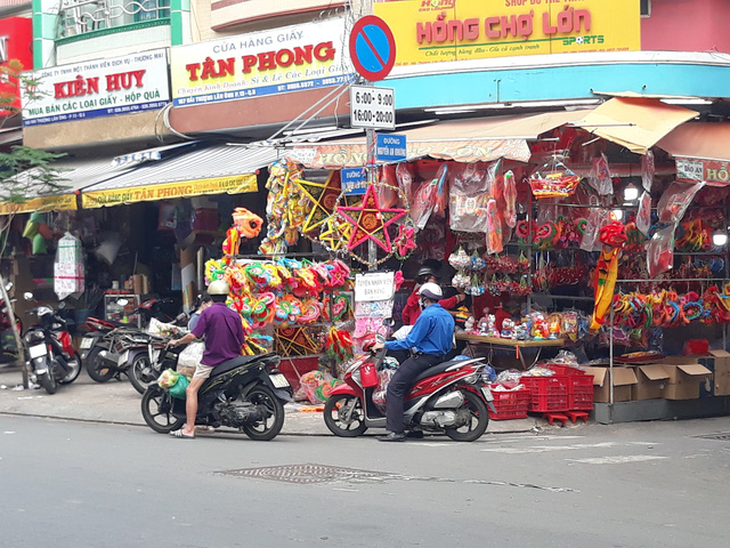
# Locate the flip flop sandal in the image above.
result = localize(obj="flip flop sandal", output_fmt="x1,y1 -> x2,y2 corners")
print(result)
170,429 -> 195,439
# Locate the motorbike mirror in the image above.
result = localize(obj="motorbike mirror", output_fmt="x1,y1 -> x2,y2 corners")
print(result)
382,318 -> 395,327
116,298 -> 129,306
5,282 -> 13,291
58,301 -> 66,310
23,292 -> 34,301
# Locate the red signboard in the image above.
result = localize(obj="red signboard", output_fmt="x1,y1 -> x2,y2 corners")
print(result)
0,17 -> 33,116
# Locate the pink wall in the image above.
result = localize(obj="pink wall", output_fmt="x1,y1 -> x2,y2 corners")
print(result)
642,0 -> 730,53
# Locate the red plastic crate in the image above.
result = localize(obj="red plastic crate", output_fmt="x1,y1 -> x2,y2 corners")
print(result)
488,388 -> 530,420
521,375 -> 569,412
567,375 -> 594,411
543,363 -> 586,376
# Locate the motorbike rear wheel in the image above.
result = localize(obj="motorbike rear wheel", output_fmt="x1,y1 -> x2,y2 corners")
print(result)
241,386 -> 285,441
323,394 -> 368,437
141,385 -> 184,434
444,390 -> 489,442
129,353 -> 155,395
58,352 -> 82,385
85,346 -> 115,383
39,371 -> 57,394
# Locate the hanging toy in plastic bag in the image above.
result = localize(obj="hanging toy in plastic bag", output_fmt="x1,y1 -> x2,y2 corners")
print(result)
636,191 -> 652,236
503,170 -> 518,228
485,198 -> 504,254
448,247 -> 471,270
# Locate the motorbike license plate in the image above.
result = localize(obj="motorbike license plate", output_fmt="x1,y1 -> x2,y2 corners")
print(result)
481,386 -> 494,402
28,344 -> 48,359
269,373 -> 290,388
80,337 -> 94,349
118,350 -> 130,366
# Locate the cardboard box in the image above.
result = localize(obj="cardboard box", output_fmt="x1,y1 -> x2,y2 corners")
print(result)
631,364 -> 670,400
697,349 -> 730,397
662,362 -> 712,400
585,367 -> 637,403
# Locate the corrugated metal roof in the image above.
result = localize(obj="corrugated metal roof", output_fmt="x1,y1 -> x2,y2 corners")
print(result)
83,145 -> 281,193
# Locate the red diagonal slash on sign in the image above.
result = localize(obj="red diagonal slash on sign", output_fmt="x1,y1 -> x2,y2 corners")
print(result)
359,28 -> 387,70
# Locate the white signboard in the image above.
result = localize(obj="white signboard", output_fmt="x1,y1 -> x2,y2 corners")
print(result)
350,85 -> 395,130
171,18 -> 354,107
675,158 -> 704,182
21,49 -> 170,127
355,272 -> 395,302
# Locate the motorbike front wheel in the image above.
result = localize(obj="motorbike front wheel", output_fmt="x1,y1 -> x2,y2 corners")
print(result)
323,394 -> 368,437
141,385 -> 184,434
129,353 -> 155,395
38,371 -> 57,394
241,386 -> 285,441
85,346 -> 115,383
58,352 -> 82,385
444,390 -> 489,442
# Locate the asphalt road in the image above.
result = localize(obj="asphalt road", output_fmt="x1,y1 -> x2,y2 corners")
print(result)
2,414 -> 728,548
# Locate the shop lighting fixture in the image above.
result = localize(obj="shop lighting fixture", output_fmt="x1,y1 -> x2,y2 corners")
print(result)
712,232 -> 728,247
662,98 -> 713,105
426,98 -> 601,115
611,209 -> 624,221
623,183 -> 639,202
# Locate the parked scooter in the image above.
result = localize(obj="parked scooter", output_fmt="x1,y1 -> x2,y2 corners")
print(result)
22,292 -> 82,394
323,342 -> 494,441
140,345 -> 293,441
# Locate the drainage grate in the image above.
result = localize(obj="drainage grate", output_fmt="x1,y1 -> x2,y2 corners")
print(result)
215,463 -> 404,485
694,433 -> 730,441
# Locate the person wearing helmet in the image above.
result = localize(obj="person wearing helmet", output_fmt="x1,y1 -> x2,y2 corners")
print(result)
400,265 -> 466,325
168,279 -> 245,439
187,293 -> 213,332
372,282 -> 455,442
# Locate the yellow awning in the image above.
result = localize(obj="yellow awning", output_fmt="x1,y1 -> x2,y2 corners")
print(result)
572,97 -> 698,155
657,122 -> 730,162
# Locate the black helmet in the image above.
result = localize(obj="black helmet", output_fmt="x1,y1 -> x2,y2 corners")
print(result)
416,266 -> 437,280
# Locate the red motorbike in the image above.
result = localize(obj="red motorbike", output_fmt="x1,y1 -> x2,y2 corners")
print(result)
323,346 -> 495,442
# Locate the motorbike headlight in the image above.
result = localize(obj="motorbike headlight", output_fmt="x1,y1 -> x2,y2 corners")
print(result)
24,331 -> 44,343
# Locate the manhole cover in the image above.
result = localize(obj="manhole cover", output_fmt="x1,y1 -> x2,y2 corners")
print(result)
215,463 -> 403,485
695,433 -> 730,441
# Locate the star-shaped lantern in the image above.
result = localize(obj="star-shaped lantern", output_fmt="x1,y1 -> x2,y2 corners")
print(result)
336,184 -> 407,253
295,171 -> 341,234
318,215 -> 352,252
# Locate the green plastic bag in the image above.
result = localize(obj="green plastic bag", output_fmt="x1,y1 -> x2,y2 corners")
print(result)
168,374 -> 189,399
32,233 -> 47,255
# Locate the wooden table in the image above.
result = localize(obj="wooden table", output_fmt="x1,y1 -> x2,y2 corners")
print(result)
456,333 -> 565,368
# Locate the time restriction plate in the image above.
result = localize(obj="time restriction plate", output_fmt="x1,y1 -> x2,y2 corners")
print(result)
350,85 -> 395,130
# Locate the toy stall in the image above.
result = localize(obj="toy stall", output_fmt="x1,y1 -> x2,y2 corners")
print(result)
276,116 -> 730,422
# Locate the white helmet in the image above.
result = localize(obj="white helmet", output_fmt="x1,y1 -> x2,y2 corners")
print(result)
417,282 -> 443,300
208,280 -> 230,296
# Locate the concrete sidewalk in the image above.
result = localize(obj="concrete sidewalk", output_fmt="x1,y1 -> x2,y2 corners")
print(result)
0,365 -> 558,436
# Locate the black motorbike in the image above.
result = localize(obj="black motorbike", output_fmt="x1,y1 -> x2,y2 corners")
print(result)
23,296 -> 82,394
141,347 -> 293,441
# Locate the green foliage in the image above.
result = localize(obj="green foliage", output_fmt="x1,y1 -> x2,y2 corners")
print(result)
0,146 -> 68,204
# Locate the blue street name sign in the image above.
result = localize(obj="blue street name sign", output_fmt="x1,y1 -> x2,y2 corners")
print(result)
376,134 -> 407,162
341,167 -> 368,195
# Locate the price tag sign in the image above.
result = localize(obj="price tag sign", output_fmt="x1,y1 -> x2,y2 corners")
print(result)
350,85 -> 395,130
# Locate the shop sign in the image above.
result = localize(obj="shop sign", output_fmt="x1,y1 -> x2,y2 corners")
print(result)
21,49 -> 170,127
376,134 -> 407,162
82,174 -> 258,209
374,0 -> 640,67
341,167 -> 367,196
171,18 -> 354,107
676,157 -> 730,186
355,271 -> 395,302
82,174 -> 257,208
287,138 -> 531,168
0,193 -> 77,215
0,17 -> 33,116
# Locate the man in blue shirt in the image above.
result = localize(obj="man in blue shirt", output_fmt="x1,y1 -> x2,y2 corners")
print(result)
372,282 -> 455,442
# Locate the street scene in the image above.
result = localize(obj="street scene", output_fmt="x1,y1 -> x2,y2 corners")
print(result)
2,0 -> 730,546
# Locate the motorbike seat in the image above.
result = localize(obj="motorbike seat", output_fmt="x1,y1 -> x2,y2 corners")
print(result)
209,354 -> 264,377
412,356 -> 485,384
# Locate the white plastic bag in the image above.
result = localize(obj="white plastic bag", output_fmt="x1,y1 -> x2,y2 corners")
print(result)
178,341 -> 205,369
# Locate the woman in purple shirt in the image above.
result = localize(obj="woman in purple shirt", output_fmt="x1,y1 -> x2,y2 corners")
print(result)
168,280 -> 244,438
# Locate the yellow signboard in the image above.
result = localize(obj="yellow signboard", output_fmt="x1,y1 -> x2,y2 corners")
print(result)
0,193 -> 77,215
374,0 -> 640,66
82,174 -> 258,209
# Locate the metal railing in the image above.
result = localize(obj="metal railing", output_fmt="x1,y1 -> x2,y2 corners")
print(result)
57,0 -> 170,38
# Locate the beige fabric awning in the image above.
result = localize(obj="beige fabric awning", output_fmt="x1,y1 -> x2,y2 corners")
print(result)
572,97 -> 698,155
657,122 -> 730,162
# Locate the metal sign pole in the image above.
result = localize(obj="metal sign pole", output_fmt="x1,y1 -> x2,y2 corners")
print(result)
366,124 -> 377,270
